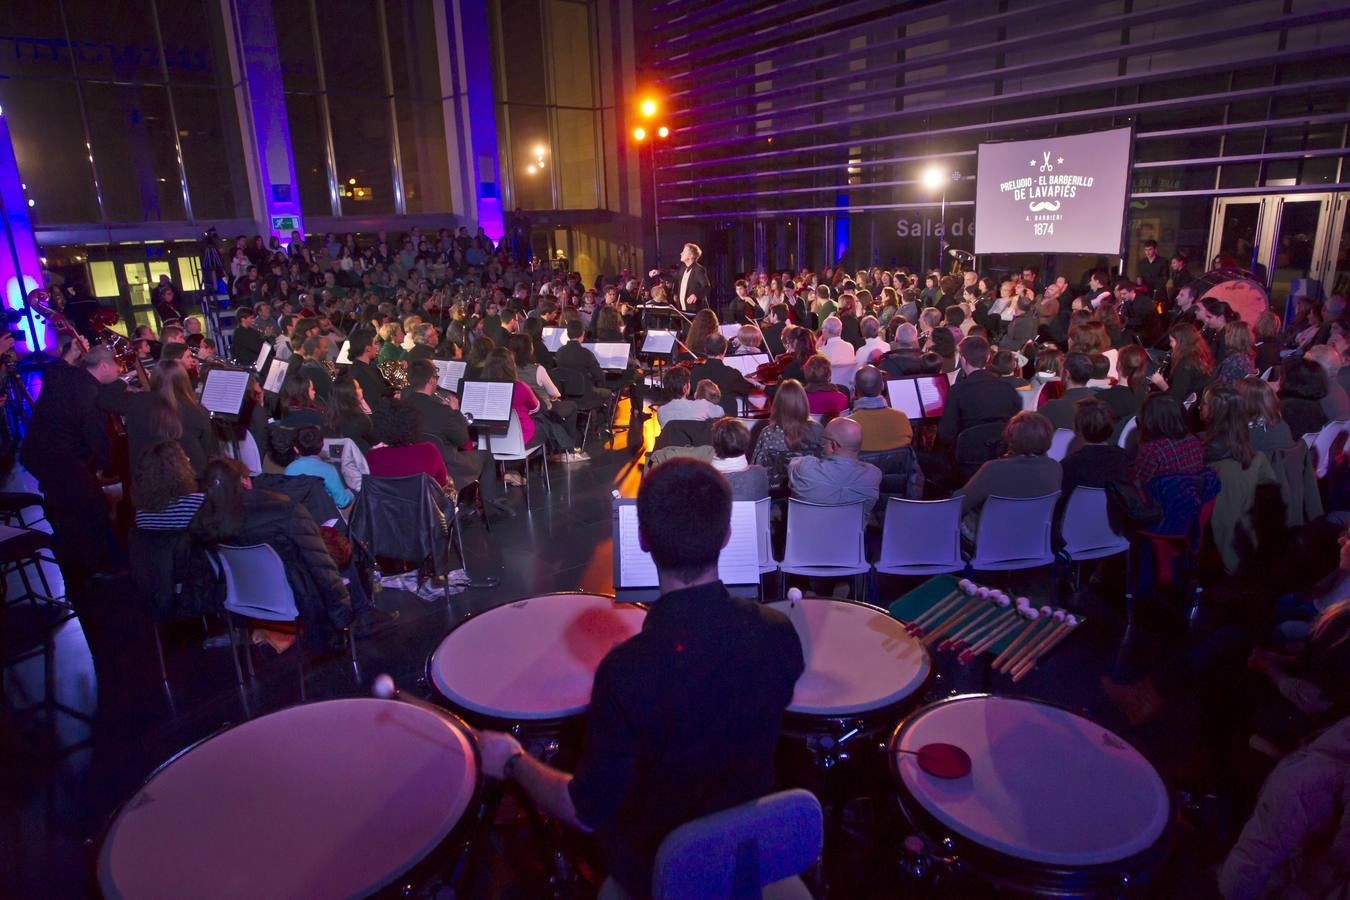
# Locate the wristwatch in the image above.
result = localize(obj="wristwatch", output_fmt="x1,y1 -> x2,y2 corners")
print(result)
504,750 -> 524,780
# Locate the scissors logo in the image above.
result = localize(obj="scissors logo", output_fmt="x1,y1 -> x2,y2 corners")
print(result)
1040,151 -> 1054,173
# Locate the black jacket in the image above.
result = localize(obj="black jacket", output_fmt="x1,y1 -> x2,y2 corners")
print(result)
100,383 -> 219,475
349,474 -> 456,577
937,368 -> 1021,447
761,322 -> 787,357
555,341 -> 608,405
349,358 -> 392,406
1040,386 -> 1098,432
231,325 -> 265,368
878,348 -> 932,378
674,263 -> 712,311
690,357 -> 755,418
20,360 -> 111,478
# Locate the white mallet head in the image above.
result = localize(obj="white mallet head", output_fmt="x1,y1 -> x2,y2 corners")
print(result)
958,578 -> 974,593
1024,608 -> 1040,620
786,587 -> 803,603
1051,609 -> 1067,622
1065,614 -> 1080,626
1016,596 -> 1031,607
976,587 -> 990,600
1039,605 -> 1054,615
994,593 -> 1011,607
372,673 -> 396,699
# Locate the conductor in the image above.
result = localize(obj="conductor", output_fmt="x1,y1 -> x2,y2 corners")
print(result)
674,242 -> 711,312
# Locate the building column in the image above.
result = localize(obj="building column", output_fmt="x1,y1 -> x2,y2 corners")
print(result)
436,0 -> 503,240
224,0 -> 305,242
0,108 -> 47,350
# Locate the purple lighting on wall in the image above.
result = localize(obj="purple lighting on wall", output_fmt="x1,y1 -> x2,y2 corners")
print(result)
0,106 -> 47,349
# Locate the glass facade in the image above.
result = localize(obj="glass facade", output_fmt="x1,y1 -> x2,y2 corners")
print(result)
641,0 -> 1350,283
0,0 -> 249,226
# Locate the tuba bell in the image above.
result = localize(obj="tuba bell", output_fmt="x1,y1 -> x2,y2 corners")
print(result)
378,358 -> 409,391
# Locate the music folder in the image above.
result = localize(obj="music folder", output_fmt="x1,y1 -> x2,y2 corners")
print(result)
335,340 -> 352,365
886,376 -> 947,421
459,379 -> 514,432
200,368 -> 251,417
262,358 -> 289,395
612,498 -> 760,589
722,353 -> 769,377
640,330 -> 676,355
432,359 -> 467,393
584,342 -> 630,371
254,341 -> 273,373
541,327 -> 568,352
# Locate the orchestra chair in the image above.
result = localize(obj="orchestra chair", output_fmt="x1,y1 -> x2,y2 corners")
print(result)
1056,487 -> 1130,594
1047,428 -> 1076,462
349,474 -> 465,602
875,497 -> 965,578
477,412 -> 550,504
966,493 -> 1060,573
779,499 -> 871,600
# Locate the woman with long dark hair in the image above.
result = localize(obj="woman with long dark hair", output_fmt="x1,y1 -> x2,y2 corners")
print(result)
323,373 -> 376,452
1149,323 -> 1215,404
120,359 -> 217,474
278,371 -> 323,428
751,379 -> 824,494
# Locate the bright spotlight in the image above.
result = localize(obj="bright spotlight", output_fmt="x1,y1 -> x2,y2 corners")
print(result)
922,166 -> 947,190
348,177 -> 356,185
633,127 -> 647,141
527,165 -> 537,174
657,125 -> 669,138
640,99 -> 657,117
534,144 -> 546,157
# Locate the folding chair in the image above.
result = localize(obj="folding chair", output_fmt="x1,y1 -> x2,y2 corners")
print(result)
478,411 -> 551,504
779,499 -> 871,599
1057,487 -> 1130,591
967,493 -> 1060,572
874,497 -> 964,576
753,497 -> 778,598
1047,428 -> 1076,462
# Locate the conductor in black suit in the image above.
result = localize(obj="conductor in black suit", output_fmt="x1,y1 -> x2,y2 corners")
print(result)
674,242 -> 711,313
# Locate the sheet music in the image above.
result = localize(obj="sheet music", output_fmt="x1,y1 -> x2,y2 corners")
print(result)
459,379 -> 514,423
432,359 -> 467,393
200,368 -> 250,415
887,380 -> 923,419
262,358 -> 289,394
617,503 -> 660,588
254,342 -> 272,372
719,501 -> 761,585
641,330 -> 676,354
541,327 -> 567,352
335,340 -> 352,365
917,377 -> 945,417
584,342 -> 630,371
722,354 -> 769,376
719,324 -> 742,340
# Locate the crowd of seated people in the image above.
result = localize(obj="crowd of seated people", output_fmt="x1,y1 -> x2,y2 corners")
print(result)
17,228 -> 1350,898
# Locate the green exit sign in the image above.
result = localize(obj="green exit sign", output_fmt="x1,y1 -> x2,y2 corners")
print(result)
270,215 -> 300,233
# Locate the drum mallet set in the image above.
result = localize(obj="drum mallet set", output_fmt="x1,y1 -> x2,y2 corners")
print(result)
902,578 -> 1081,681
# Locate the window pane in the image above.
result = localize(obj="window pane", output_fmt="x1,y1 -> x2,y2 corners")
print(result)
90,261 -> 120,297
157,0 -> 228,86
384,0 -> 441,99
175,255 -> 201,289
498,0 -> 546,105
61,0 -> 162,83
84,82 -> 186,221
549,0 -> 593,107
557,108 -> 597,208
0,79 -> 102,223
330,94 -> 395,213
316,0 -> 385,96
285,92 -> 334,217
0,7 -> 75,80
507,104 -> 552,209
174,86 -> 250,220
397,100 -> 451,213
273,0 -> 321,92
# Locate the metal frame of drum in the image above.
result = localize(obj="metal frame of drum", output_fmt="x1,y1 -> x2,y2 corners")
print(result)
90,699 -> 486,900
884,693 -> 1175,898
423,591 -> 643,767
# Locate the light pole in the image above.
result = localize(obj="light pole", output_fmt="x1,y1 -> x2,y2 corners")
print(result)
635,99 -> 668,268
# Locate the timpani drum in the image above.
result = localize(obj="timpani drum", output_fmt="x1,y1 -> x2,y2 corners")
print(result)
766,598 -> 931,772
889,695 -> 1172,896
96,698 -> 481,899
426,592 -> 646,762
1191,268 -> 1269,325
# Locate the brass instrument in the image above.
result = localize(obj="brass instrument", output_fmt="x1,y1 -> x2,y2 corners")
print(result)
321,358 -> 339,380
378,357 -> 409,391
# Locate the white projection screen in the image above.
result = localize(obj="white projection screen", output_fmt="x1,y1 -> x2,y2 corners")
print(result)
974,127 -> 1133,256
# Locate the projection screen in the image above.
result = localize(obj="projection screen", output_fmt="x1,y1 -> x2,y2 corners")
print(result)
974,126 -> 1133,256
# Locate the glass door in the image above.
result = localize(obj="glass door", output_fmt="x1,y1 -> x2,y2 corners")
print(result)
1208,194 -> 1340,300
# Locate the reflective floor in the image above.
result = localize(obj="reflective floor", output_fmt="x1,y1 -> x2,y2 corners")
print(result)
0,430 -> 1249,898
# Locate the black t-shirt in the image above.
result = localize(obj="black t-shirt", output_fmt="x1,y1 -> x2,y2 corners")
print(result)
568,581 -> 803,896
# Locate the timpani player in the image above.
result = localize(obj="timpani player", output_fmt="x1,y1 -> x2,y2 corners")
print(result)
478,459 -> 804,897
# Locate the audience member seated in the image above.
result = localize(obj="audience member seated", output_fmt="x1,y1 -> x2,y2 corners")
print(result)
1304,344 -> 1350,421
1099,344 -> 1149,424
324,374 -> 377,453
690,334 -> 755,418
818,314 -> 856,367
366,398 -> 451,491
710,418 -> 769,501
277,372 -> 324,428
131,441 -> 205,530
847,365 -> 912,452
1149,322 -> 1214,404
787,417 -> 881,510
1236,376 -> 1296,456
955,411 -> 1061,538
1060,397 -> 1132,504
1276,357 -> 1330,441
1040,352 -> 1098,431
751,379 -> 824,495
878,323 -> 926,378
938,335 -> 1022,447
284,424 -> 354,512
1203,386 -> 1281,575
802,354 -> 849,419
853,315 -> 888,373
1130,393 -> 1205,498
1216,320 -> 1257,386
987,350 -> 1029,388
190,458 -> 353,652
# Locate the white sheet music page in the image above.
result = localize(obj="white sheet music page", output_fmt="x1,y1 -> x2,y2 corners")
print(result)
617,503 -> 660,587
262,358 -> 289,394
541,327 -> 567,352
432,359 -> 466,392
335,340 -> 352,365
723,354 -> 769,376
718,501 -> 761,585
460,380 -> 514,422
888,380 -> 923,418
200,369 -> 250,415
641,331 -> 676,354
917,377 -> 944,417
254,342 -> 272,372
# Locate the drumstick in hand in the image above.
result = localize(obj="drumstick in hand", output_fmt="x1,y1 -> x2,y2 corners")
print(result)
923,587 -> 990,646
1011,615 -> 1080,682
1000,609 -> 1063,673
907,579 -> 973,634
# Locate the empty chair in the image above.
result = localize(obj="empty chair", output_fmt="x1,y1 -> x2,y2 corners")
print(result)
1057,487 -> 1130,588
967,492 -> 1060,572
641,789 -> 822,900
779,499 -> 871,598
830,363 -> 854,389
1047,428 -> 1076,462
753,497 -> 778,591
478,411 -> 550,502
874,497 -> 964,576
349,474 -> 465,600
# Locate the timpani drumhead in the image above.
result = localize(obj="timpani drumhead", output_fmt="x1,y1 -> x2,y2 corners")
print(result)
1193,268 -> 1269,325
429,593 -> 646,720
767,599 -> 930,716
893,695 -> 1169,867
98,698 -> 479,900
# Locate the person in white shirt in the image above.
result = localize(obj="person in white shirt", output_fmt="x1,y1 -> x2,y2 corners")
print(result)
656,367 -> 722,426
818,315 -> 856,366
853,315 -> 889,376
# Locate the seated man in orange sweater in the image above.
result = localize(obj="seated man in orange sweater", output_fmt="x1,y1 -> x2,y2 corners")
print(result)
847,365 -> 913,452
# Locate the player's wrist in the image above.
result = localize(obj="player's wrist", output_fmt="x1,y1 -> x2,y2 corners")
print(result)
503,750 -> 525,780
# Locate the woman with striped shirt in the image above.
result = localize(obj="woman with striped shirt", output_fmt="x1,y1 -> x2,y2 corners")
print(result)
132,441 -> 203,531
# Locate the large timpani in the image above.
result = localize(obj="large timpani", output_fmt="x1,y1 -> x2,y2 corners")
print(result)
766,598 -> 931,766
96,699 -> 480,899
889,695 -> 1172,894
427,592 -> 646,758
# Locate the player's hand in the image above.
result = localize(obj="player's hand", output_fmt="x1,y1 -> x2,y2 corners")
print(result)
479,730 -> 524,779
